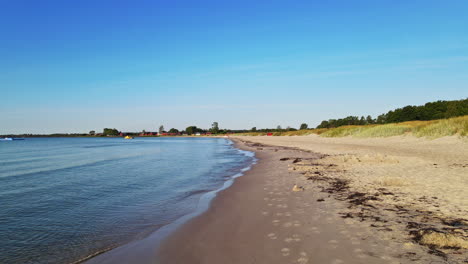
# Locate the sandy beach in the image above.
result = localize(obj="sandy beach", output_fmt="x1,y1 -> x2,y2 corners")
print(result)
157,135 -> 467,263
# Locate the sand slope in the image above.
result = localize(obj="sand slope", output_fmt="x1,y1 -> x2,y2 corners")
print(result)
230,135 -> 468,262
236,135 -> 467,219
157,136 -> 467,263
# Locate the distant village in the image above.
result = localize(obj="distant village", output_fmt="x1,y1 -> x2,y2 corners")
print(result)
117,131 -> 209,137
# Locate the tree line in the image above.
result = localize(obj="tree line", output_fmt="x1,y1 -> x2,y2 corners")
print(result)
97,122 -> 228,136
316,98 -> 468,129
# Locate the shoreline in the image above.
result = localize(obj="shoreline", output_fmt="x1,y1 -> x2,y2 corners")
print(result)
85,135 -> 467,263
156,136 -> 467,263
83,138 -> 256,264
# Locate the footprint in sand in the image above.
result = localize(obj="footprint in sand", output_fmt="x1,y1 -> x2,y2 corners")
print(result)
284,212 -> 292,217
267,233 -> 277,240
263,197 -> 269,201
281,248 -> 290,256
261,211 -> 269,216
308,226 -> 321,234
284,234 -> 301,243
272,219 -> 281,226
276,212 -> 283,216
268,203 -> 273,207
327,239 -> 339,249
277,204 -> 288,208
283,220 -> 300,228
331,259 -> 344,264
297,252 -> 309,264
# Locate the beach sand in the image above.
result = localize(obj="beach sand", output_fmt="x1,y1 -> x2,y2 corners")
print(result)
157,135 -> 467,263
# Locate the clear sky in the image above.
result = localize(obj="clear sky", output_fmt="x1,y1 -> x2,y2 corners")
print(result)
1,0 -> 467,134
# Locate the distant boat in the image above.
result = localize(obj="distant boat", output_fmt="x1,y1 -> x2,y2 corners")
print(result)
0,137 -> 25,141
124,136 -> 134,139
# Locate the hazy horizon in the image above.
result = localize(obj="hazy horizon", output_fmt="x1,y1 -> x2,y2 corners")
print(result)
2,1 -> 467,134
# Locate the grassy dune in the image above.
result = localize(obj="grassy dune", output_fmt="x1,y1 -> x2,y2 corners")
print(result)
237,115 -> 468,138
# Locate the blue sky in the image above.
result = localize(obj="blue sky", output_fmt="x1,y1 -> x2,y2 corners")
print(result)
1,0 -> 467,133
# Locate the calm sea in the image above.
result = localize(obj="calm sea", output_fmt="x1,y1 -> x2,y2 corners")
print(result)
0,137 -> 255,264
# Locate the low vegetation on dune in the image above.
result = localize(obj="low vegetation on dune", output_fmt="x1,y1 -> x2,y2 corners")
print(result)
418,231 -> 468,249
237,115 -> 468,139
319,115 -> 467,138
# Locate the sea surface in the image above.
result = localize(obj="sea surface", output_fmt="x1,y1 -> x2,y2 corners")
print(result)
0,137 -> 255,264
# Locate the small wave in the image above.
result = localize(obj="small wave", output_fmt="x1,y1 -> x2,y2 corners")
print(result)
82,144 -> 123,149
71,245 -> 119,264
177,189 -> 213,201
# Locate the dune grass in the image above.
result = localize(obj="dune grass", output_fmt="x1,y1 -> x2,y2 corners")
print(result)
319,115 -> 467,138
235,116 -> 468,139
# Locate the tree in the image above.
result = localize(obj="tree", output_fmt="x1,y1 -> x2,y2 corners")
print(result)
300,123 -> 308,130
359,116 -> 366,125
89,130 -> 95,136
376,114 -> 387,124
159,125 -> 164,135
185,126 -> 198,135
366,115 -> 374,124
251,127 -> 257,132
103,128 -> 119,136
211,122 -> 219,134
168,128 -> 179,134
277,125 -> 282,131
316,120 -> 330,129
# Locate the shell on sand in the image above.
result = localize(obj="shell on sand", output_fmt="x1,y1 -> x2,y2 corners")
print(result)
292,184 -> 305,192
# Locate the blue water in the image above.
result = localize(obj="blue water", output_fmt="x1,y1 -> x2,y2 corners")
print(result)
0,137 -> 254,264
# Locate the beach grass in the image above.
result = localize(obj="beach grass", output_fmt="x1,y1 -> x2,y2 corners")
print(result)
419,231 -> 468,249
235,115 -> 468,139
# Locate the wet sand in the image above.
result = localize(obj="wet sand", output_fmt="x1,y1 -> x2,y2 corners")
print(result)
157,137 -> 466,263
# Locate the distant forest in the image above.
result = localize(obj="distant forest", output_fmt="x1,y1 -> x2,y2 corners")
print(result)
316,98 -> 468,129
